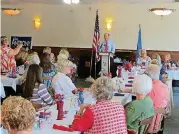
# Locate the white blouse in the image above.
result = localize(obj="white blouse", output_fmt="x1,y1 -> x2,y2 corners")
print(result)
52,72 -> 76,97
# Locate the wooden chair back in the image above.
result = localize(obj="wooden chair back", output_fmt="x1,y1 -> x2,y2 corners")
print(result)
152,107 -> 167,133
155,107 -> 167,114
138,116 -> 153,134
32,103 -> 42,111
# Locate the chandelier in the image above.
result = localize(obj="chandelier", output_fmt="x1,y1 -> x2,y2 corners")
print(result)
149,8 -> 175,16
63,0 -> 80,4
1,8 -> 22,16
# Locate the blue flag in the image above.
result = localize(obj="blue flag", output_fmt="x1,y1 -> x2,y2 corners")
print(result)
136,27 -> 142,62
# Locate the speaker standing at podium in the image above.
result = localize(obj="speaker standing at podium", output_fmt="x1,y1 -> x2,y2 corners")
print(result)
98,33 -> 116,77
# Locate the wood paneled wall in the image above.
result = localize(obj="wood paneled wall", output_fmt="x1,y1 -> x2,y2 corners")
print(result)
33,46 -> 179,61
32,46 -> 178,78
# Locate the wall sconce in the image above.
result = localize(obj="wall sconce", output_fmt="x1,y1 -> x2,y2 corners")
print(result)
105,19 -> 113,32
34,17 -> 41,30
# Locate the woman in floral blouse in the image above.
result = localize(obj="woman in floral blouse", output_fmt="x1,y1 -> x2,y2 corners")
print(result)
1,36 -> 22,72
137,49 -> 151,67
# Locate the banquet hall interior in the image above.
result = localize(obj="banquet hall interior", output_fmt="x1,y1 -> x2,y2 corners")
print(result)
1,0 -> 179,134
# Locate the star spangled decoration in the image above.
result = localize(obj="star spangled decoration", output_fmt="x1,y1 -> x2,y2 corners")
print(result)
55,94 -> 64,101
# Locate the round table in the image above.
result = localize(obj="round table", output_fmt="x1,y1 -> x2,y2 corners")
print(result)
166,70 -> 179,80
1,75 -> 21,91
33,92 -> 132,134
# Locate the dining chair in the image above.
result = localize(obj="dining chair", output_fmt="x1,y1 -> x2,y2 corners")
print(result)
138,116 -> 154,134
32,103 -> 42,111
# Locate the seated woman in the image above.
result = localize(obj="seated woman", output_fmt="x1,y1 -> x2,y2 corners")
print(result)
145,64 -> 169,133
26,49 -> 40,65
15,47 -> 28,67
23,64 -> 53,106
1,96 -> 36,134
1,36 -> 22,73
43,47 -> 55,63
72,76 -> 128,134
52,57 -> 77,97
162,53 -> 177,69
40,52 -> 56,90
68,55 -> 79,83
151,53 -> 166,82
125,74 -> 154,133
57,48 -> 69,60
151,59 -> 165,82
137,49 -> 151,66
20,49 -> 40,82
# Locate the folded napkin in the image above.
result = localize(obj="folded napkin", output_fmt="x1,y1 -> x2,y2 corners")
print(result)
1,72 -> 6,75
78,88 -> 84,91
128,76 -> 135,79
141,66 -> 147,69
114,93 -> 125,96
53,124 -> 74,132
125,84 -> 132,87
57,101 -> 64,120
128,80 -> 133,83
108,72 -> 112,78
40,112 -> 51,116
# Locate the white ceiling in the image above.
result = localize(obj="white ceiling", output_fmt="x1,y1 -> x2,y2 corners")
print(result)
1,0 -> 176,5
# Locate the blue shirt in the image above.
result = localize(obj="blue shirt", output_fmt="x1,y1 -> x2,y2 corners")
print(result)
99,40 -> 115,54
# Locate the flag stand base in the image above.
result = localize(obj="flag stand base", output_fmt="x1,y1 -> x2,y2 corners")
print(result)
85,76 -> 95,83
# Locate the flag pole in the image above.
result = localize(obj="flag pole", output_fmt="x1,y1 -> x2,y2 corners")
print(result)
85,10 -> 100,83
95,9 -> 98,79
95,51 -> 97,79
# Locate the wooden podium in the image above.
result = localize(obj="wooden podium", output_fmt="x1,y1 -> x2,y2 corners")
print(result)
99,52 -> 111,76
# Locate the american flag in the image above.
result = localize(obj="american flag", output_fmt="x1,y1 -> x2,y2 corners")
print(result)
92,10 -> 100,62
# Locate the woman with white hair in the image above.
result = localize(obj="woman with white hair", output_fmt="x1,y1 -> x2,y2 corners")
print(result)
151,53 -> 167,83
57,48 -> 69,60
137,49 -> 151,66
52,57 -> 77,97
151,53 -> 161,65
145,64 -> 169,133
20,49 -> 40,82
72,76 -> 128,134
57,48 -> 77,81
125,74 -> 155,133
43,47 -> 55,63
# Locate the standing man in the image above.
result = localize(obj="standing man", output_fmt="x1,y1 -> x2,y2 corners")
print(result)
99,33 -> 115,56
98,33 -> 116,77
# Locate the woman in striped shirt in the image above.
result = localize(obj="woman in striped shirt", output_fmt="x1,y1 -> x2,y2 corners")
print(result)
23,64 -> 53,105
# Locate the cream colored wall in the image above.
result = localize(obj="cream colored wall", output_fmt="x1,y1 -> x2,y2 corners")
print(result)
1,3 -> 179,51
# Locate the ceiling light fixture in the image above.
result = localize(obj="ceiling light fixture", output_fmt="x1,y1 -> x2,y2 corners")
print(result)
1,8 -> 22,16
63,0 -> 80,4
149,8 -> 175,16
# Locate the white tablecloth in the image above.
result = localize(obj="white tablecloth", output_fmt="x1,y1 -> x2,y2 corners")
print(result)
166,79 -> 174,107
33,106 -> 80,134
1,75 -> 21,91
165,79 -> 173,116
33,92 -> 132,134
0,82 -> 5,98
166,70 -> 179,80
